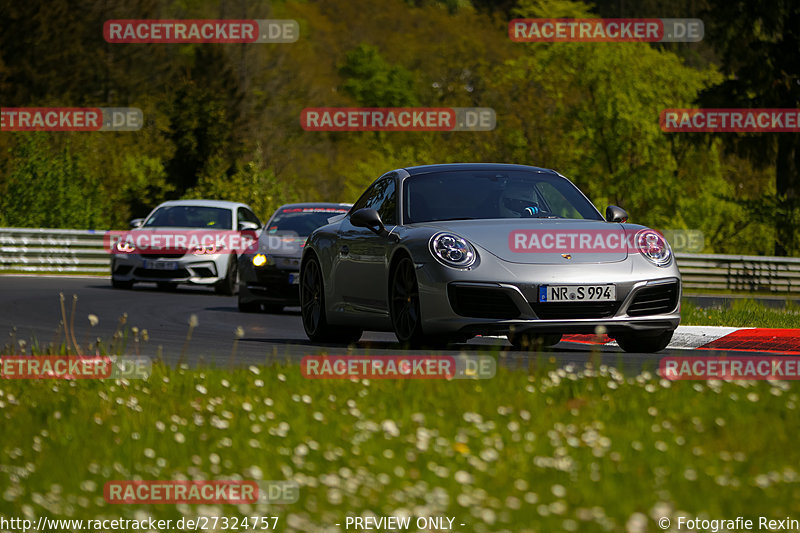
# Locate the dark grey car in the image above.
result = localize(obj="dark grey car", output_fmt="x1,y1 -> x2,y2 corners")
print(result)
300,164 -> 681,352
238,203 -> 351,313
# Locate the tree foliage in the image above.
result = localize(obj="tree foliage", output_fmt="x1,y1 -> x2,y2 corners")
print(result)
0,0 -> 787,255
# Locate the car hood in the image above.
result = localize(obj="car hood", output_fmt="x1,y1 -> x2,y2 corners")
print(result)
410,219 -> 631,264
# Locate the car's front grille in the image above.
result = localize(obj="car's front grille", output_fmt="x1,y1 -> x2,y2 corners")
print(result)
133,268 -> 190,279
529,301 -> 621,319
145,252 -> 186,259
627,282 -> 679,316
254,268 -> 294,285
449,286 -> 521,319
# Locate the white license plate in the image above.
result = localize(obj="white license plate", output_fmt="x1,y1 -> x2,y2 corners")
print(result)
143,260 -> 178,270
288,272 -> 300,285
539,284 -> 615,302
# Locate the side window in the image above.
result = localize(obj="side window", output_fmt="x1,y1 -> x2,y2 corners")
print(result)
375,180 -> 397,225
350,177 -> 397,225
535,182 -> 583,219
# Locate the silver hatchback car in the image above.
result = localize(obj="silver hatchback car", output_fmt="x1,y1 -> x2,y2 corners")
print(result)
300,164 -> 681,352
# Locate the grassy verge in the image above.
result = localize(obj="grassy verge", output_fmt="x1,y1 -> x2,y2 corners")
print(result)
0,360 -> 798,531
681,298 -> 800,328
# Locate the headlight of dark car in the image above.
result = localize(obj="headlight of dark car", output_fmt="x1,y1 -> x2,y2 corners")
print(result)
429,232 -> 477,269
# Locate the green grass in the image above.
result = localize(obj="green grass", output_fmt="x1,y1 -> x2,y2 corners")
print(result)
0,360 -> 799,531
681,298 -> 800,328
2,299 -> 800,531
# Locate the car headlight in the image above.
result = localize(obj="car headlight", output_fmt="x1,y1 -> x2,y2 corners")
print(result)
430,233 -> 476,268
115,240 -> 135,253
191,242 -> 224,255
252,254 -> 267,267
636,229 -> 672,266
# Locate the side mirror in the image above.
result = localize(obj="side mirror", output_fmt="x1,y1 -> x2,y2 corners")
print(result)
350,208 -> 386,235
605,206 -> 628,223
238,221 -> 260,231
129,218 -> 144,228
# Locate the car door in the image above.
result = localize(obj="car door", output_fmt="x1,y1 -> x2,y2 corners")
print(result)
334,175 -> 398,319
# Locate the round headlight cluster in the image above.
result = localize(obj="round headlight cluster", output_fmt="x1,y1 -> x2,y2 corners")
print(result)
115,240 -> 135,253
636,230 -> 672,266
430,233 -> 476,268
191,242 -> 224,255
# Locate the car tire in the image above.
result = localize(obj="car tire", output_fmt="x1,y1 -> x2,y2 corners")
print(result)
215,256 -> 239,296
111,278 -> 133,290
157,282 -> 178,291
300,255 -> 362,343
614,330 -> 673,353
507,331 -> 562,350
237,295 -> 261,313
390,256 -> 434,348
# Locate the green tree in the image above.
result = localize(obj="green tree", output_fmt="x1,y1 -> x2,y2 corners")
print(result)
0,135 -> 108,228
339,45 -> 418,107
699,0 -> 800,255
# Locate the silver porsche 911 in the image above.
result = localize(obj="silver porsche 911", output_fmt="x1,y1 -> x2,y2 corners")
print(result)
299,164 -> 681,352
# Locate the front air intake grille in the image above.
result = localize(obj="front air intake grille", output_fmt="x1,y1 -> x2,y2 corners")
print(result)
133,268 -> 190,279
145,252 -> 186,259
627,282 -> 679,316
449,286 -> 521,319
113,264 -> 132,276
529,301 -> 620,319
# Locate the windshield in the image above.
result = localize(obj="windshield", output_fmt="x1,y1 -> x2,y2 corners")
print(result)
402,170 -> 603,223
143,205 -> 233,229
267,207 -> 349,236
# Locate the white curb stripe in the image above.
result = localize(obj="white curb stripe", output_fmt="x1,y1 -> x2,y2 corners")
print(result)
668,326 -> 752,350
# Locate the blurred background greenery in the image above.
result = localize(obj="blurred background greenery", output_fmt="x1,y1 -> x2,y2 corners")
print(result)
1,0 -> 797,255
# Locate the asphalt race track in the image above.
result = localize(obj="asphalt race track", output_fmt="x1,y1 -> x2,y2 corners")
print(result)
0,275 -> 784,368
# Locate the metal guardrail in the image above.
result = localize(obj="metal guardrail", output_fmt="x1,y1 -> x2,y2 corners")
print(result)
1,228 -> 799,294
0,228 -> 109,273
675,252 -> 800,294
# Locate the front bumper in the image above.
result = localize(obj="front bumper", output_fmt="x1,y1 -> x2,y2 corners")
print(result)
414,253 -> 681,337
111,254 -> 228,285
238,255 -> 301,305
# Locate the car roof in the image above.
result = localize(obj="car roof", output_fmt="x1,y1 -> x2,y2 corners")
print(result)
274,202 -> 353,210
402,163 -> 558,176
154,199 -> 251,210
